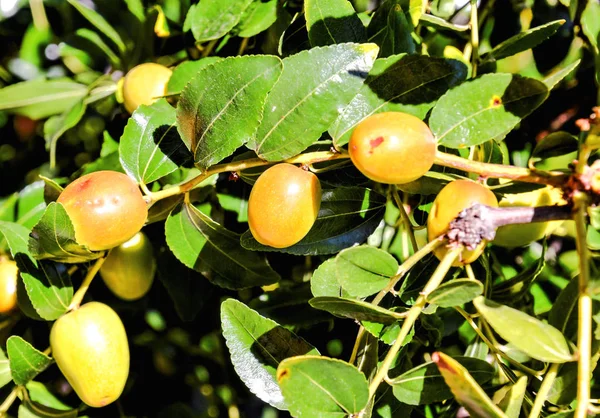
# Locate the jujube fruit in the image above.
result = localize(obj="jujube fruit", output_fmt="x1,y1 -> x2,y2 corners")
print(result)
248,163 -> 321,248
349,112 -> 437,184
57,171 -> 147,251
122,63 -> 172,114
50,302 -> 129,407
493,186 -> 565,248
0,258 -> 18,314
427,180 -> 498,266
100,232 -> 156,300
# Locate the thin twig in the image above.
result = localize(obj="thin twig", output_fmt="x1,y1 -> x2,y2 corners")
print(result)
528,363 -> 559,418
68,255 -> 107,311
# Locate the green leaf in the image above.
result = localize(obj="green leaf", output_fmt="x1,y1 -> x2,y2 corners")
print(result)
7,337 -> 52,385
0,349 -> 12,390
419,14 -> 469,33
221,299 -> 318,410
277,355 -> 369,417
44,101 -> 86,165
75,28 -> 121,67
548,277 -> 579,341
495,376 -> 527,418
479,20 -> 565,64
547,362 -> 578,405
310,258 -> 348,297
530,131 -> 578,166
16,182 -> 46,229
234,0 -> 278,38
427,279 -> 483,307
335,245 -> 398,298
582,0 -> 600,54
216,194 -> 248,223
67,0 -> 126,54
305,0 -> 366,46
309,296 -> 405,323
26,381 -> 73,412
329,54 -> 467,146
367,0 -> 415,56
166,57 -> 223,95
241,187 -> 386,255
177,55 -> 283,169
120,99 -> 190,185
473,296 -> 573,363
391,356 -> 495,405
430,73 -> 549,148
28,203 -> 101,263
165,203 -> 280,289
185,0 -> 254,42
250,43 -> 378,161
362,321 -> 410,345
543,59 -> 580,90
432,352 -> 507,418
0,79 -> 87,120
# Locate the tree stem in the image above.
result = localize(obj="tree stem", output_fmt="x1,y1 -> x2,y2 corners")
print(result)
470,0 -> 479,77
528,363 -> 559,418
366,246 -> 460,400
68,255 -> 107,311
434,151 -> 569,186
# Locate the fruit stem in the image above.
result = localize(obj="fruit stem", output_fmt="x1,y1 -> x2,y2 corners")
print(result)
574,191 -> 592,418
528,363 -> 559,418
147,150 -> 349,203
434,150 -> 569,186
391,187 -> 418,253
366,246 -> 460,400
69,255 -> 107,311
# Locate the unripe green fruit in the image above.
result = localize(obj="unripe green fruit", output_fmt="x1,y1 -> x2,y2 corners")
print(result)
100,232 -> 156,300
122,63 -> 172,114
57,171 -> 148,251
50,302 -> 129,407
493,186 -> 565,248
349,112 -> 437,184
248,163 -> 322,248
427,180 -> 498,266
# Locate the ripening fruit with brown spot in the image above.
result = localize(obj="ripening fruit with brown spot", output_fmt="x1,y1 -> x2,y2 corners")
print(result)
349,112 -> 437,184
0,258 -> 18,314
57,171 -> 147,251
100,232 -> 156,300
427,180 -> 498,266
248,163 -> 321,248
50,302 -> 129,407
122,63 -> 172,114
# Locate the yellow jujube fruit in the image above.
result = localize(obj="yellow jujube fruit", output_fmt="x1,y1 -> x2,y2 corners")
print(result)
50,302 -> 130,408
493,186 -> 566,248
122,63 -> 172,114
100,232 -> 156,300
0,258 -> 18,314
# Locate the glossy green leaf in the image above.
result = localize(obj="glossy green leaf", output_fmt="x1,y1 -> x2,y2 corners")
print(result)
582,0 -> 600,54
28,203 -> 101,263
277,355 -> 369,417
495,376 -> 527,418
391,356 -> 495,405
185,0 -> 254,42
241,187 -> 386,255
419,14 -> 469,33
26,381 -> 73,412
305,0 -> 366,46
362,320 -> 409,346
177,55 -> 282,169
336,245 -> 398,297
165,203 -> 280,289
427,279 -> 483,307
250,43 -> 378,161
44,101 -> 86,166
0,349 -> 11,390
474,296 -> 573,363
7,336 -> 52,385
234,0 -> 278,38
543,60 -> 580,90
0,79 -> 87,120
480,20 -> 565,64
120,99 -> 190,184
329,54 -> 467,146
530,131 -> 578,166
309,296 -> 405,324
16,182 -> 46,229
367,0 -> 415,56
432,352 -> 507,418
166,57 -> 223,95
67,0 -> 126,53
310,258 -> 347,297
430,73 -> 548,148
221,299 -> 318,410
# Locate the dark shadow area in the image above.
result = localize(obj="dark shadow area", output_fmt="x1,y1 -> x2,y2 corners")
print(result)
501,74 -> 549,119
250,326 -> 315,369
152,124 -> 194,168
